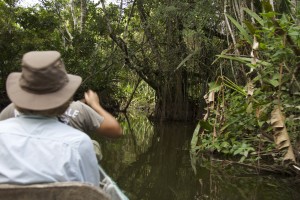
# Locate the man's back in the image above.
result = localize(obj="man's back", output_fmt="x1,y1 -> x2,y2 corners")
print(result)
0,101 -> 104,136
0,115 -> 100,186
59,101 -> 104,134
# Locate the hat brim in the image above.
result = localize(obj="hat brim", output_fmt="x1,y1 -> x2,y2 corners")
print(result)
6,72 -> 82,111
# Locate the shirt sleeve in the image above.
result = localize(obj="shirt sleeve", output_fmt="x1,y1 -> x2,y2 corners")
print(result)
79,102 -> 104,133
76,135 -> 100,186
0,103 -> 17,120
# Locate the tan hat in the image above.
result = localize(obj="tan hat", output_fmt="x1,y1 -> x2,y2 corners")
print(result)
6,51 -> 82,110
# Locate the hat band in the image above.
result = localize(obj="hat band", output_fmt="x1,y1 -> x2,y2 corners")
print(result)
19,74 -> 69,94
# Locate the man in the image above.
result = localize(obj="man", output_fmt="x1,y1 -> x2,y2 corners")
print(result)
0,90 -> 122,162
0,90 -> 123,139
1,78 -> 123,162
0,51 -> 100,186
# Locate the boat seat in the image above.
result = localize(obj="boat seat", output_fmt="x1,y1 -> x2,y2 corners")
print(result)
0,182 -> 110,200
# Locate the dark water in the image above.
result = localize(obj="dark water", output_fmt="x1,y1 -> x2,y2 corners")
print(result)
95,112 -> 300,200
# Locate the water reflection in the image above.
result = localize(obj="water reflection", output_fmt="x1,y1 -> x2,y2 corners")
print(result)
193,156 -> 300,200
95,112 -> 300,200
96,112 -> 197,200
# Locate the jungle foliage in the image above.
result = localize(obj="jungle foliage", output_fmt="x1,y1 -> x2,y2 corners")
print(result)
191,0 -> 300,173
0,0 -> 227,121
1,0 -> 299,171
0,0 -> 126,111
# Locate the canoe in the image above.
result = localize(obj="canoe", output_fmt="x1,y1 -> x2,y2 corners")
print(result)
0,182 -> 110,200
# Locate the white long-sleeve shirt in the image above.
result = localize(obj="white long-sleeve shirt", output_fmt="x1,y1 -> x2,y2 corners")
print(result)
0,115 -> 100,186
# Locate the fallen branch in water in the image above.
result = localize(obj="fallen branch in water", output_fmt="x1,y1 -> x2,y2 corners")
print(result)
211,158 -> 299,176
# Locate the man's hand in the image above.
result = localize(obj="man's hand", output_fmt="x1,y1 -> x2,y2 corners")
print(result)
84,89 -> 100,109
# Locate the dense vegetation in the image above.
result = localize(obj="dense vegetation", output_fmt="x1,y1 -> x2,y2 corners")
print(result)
0,0 -> 299,172
191,0 -> 300,174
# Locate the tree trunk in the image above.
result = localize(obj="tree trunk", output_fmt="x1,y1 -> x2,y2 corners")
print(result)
80,0 -> 87,33
155,70 -> 197,121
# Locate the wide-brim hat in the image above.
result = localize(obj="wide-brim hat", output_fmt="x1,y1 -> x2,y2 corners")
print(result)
6,51 -> 82,110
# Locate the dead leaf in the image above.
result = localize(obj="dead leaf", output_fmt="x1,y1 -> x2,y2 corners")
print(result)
208,92 -> 215,103
247,81 -> 254,97
271,107 -> 285,128
271,106 -> 295,163
252,35 -> 259,50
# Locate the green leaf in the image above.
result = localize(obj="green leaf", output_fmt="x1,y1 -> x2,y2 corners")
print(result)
268,79 -> 279,87
174,49 -> 199,72
262,12 -> 276,18
190,122 -> 201,152
243,151 -> 249,157
233,148 -> 243,155
200,120 -> 213,132
216,54 -> 272,67
223,76 -> 247,96
262,0 -> 274,13
265,74 -> 280,87
221,141 -> 230,148
165,6 -> 178,12
239,156 -> 246,163
243,8 -> 264,26
289,30 -> 300,37
208,81 -> 221,92
246,102 -> 253,113
226,14 -> 252,44
258,120 -> 265,127
244,20 -> 256,35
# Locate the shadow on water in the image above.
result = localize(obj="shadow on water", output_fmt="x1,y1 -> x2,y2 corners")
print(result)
95,112 -> 300,200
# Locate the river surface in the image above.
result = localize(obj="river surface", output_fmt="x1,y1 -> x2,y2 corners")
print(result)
95,112 -> 300,200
